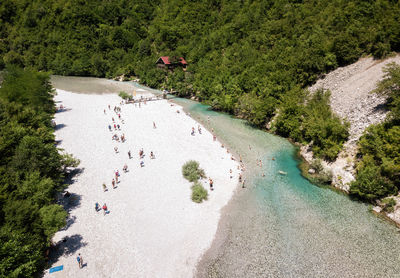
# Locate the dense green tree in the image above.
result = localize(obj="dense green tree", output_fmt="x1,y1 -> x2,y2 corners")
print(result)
0,66 -> 76,277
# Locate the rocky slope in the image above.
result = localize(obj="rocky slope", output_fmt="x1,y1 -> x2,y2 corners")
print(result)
303,54 -> 400,191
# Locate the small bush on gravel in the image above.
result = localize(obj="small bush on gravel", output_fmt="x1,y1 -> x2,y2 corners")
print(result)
191,182 -> 208,203
118,91 -> 130,100
182,160 -> 205,182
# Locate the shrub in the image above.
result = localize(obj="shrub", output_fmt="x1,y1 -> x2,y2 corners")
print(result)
182,160 -> 205,182
310,158 -> 324,173
350,162 -> 397,201
382,198 -> 396,213
317,169 -> 333,184
118,91 -> 131,100
191,182 -> 208,203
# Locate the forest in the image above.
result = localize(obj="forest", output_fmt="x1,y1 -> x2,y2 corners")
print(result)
0,66 -> 78,277
0,4 -> 400,273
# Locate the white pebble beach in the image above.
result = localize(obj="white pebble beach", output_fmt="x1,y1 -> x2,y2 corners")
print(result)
45,89 -> 240,278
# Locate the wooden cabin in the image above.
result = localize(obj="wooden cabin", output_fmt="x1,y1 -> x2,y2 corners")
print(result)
156,56 -> 187,70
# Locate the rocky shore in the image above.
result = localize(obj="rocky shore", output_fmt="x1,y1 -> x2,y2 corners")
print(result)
302,54 -> 400,222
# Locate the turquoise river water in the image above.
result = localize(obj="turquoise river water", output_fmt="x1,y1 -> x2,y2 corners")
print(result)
52,76 -> 400,277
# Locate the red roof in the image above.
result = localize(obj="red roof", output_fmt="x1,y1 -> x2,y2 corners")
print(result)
158,56 -> 187,65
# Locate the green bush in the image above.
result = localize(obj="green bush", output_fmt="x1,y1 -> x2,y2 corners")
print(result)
118,91 -> 131,100
191,182 -> 208,203
382,198 -> 396,213
350,160 -> 397,201
182,160 -> 205,182
275,89 -> 349,161
310,159 -> 324,173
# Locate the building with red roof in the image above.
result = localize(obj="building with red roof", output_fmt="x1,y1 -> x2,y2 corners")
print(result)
156,56 -> 187,70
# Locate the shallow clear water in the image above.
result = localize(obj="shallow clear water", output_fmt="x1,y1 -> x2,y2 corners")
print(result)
173,98 -> 400,278
52,76 -> 400,277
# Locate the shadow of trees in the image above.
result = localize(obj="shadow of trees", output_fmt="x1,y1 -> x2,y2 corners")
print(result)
55,123 -> 66,131
48,234 -> 88,265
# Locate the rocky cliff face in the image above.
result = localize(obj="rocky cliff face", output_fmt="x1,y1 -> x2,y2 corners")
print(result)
304,54 -> 400,191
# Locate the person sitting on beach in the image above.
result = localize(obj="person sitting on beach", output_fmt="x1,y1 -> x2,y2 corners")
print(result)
115,170 -> 120,177
150,151 -> 155,159
128,150 -> 132,159
123,164 -> 128,172
198,125 -> 202,134
213,134 -> 216,141
95,202 -> 100,212
102,183 -> 107,192
112,179 -> 116,189
229,169 -> 233,179
153,121 -> 157,129
117,124 -> 121,130
114,146 -> 119,153
108,125 -> 112,131
114,124 -> 117,130
139,149 -> 144,158
104,109 -> 106,114
176,110 -> 180,113
191,127 -> 195,136
140,160 -> 145,167
112,117 -> 115,122
121,134 -> 125,142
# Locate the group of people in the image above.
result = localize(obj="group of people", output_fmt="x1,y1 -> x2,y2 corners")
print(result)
97,100 -> 161,218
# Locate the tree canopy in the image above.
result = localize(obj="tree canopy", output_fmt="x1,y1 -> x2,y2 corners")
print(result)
0,66 -> 76,277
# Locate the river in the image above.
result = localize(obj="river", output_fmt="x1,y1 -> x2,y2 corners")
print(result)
52,76 -> 400,277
